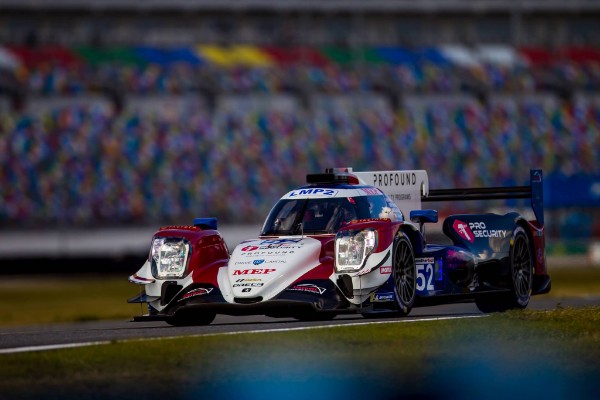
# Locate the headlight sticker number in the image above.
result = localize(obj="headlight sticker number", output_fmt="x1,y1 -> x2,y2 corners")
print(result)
415,257 -> 435,293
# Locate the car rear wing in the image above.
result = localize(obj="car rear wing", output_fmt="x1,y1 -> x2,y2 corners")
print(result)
327,168 -> 542,227
421,169 -> 544,226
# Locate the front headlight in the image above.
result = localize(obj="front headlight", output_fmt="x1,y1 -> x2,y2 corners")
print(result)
335,230 -> 377,273
151,237 -> 190,279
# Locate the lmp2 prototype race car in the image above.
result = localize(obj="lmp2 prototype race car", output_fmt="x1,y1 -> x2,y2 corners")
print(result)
128,168 -> 551,325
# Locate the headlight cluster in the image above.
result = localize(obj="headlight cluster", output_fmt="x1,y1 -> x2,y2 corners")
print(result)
151,237 -> 190,279
335,230 -> 377,273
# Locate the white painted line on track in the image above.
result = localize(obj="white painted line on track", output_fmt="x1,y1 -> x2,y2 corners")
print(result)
0,314 -> 486,355
0,341 -> 111,354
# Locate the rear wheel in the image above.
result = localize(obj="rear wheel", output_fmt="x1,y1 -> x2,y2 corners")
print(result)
392,233 -> 416,316
475,227 -> 533,313
474,292 -> 510,313
510,227 -> 533,308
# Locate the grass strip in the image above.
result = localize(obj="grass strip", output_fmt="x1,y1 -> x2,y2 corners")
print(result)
0,274 -> 139,326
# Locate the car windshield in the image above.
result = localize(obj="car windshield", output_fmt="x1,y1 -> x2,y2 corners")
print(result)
260,194 -> 403,236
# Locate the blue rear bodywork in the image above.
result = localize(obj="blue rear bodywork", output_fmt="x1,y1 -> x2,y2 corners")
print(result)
367,169 -> 549,311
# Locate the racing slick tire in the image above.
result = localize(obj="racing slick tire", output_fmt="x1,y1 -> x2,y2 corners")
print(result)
167,311 -> 216,326
475,227 -> 533,313
508,227 -> 534,308
392,232 -> 416,317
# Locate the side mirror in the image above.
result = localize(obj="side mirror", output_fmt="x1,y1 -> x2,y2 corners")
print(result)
410,209 -> 438,224
194,217 -> 218,230
409,210 -> 438,242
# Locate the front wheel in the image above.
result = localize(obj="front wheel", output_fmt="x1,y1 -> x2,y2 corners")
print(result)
392,233 -> 416,316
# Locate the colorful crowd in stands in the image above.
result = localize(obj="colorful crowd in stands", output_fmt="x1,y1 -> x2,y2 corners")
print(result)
1,45 -> 600,97
1,97 -> 598,228
0,44 -> 599,230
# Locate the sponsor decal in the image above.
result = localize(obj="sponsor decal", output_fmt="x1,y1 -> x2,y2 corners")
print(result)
235,278 -> 262,283
180,287 -> 213,301
234,259 -> 285,265
241,240 -> 304,253
415,257 -> 435,264
362,188 -> 380,195
287,284 -> 326,295
243,244 -> 282,251
468,222 -> 508,239
159,225 -> 201,231
373,172 -> 417,187
259,239 -> 303,245
380,266 -> 392,274
233,283 -> 264,288
239,250 -> 296,257
233,268 -> 276,275
453,220 -> 508,242
289,188 -> 338,197
389,193 -> 411,201
233,261 -> 255,265
352,218 -> 390,223
264,259 -> 286,264
371,292 -> 394,302
242,288 -> 252,293
453,220 -> 475,243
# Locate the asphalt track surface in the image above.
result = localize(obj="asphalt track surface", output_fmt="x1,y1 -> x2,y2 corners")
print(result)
1,295 -> 598,354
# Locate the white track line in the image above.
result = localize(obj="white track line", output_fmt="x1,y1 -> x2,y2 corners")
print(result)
0,314 -> 486,355
0,341 -> 111,354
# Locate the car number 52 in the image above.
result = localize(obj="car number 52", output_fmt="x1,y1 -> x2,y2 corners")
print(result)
416,263 -> 435,292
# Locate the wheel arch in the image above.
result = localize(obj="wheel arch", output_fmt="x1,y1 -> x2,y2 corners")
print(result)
397,223 -> 424,254
515,216 -> 550,294
514,217 -> 535,265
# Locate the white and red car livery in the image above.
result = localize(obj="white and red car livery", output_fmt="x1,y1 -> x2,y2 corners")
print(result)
128,168 -> 551,325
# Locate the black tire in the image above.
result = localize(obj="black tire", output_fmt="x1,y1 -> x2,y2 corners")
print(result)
474,292 -> 510,313
509,227 -> 533,308
475,227 -> 533,313
167,311 -> 216,326
392,232 -> 416,316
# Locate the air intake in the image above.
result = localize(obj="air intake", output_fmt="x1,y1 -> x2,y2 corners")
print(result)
234,297 -> 263,304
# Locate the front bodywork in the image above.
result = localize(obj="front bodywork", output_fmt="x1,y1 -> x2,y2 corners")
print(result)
129,219 -> 407,321
128,224 -> 230,315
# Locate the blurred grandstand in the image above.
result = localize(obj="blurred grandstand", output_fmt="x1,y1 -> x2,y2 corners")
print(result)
0,0 -> 599,261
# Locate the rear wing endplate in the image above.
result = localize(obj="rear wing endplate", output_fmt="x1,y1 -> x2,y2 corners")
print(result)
421,169 -> 544,226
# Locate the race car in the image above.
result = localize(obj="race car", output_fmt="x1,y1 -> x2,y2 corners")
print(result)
128,168 -> 551,325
